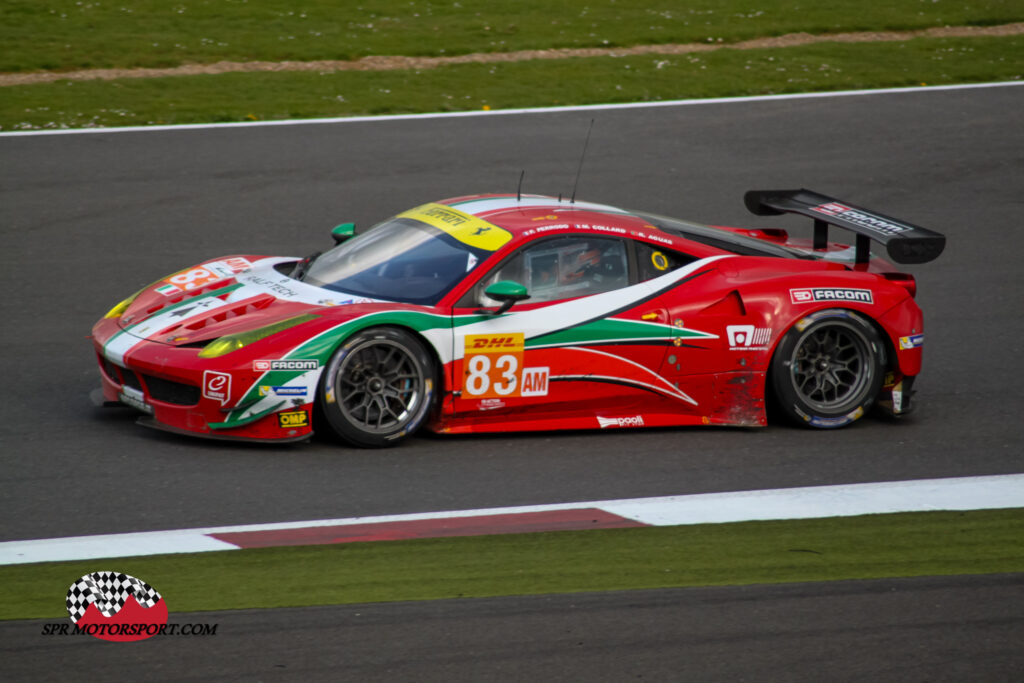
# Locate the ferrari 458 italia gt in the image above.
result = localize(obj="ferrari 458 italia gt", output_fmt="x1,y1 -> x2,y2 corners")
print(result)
91,189 -> 944,446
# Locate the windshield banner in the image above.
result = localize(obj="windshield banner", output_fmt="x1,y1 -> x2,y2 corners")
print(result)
399,203 -> 513,251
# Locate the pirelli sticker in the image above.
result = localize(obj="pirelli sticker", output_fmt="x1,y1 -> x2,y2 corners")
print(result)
398,203 -> 512,251
462,333 -> 549,399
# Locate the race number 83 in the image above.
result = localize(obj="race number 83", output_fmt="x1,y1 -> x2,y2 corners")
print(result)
463,333 -> 524,398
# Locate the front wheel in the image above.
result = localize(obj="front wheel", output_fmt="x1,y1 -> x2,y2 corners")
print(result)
319,327 -> 436,447
770,310 -> 884,428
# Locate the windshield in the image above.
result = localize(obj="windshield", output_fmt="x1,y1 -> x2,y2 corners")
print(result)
303,217 -> 490,305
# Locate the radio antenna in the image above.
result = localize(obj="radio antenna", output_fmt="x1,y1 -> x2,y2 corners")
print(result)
517,170 -> 525,202
570,118 -> 595,204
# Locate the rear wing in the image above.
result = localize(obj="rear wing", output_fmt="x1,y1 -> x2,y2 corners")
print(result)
744,189 -> 945,265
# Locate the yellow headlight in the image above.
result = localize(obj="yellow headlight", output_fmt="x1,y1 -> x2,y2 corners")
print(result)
103,296 -> 136,319
197,314 -> 318,359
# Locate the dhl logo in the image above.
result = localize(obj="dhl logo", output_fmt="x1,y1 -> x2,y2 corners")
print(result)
464,333 -> 524,353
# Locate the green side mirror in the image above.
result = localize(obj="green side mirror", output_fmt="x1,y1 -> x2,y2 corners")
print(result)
482,280 -> 530,315
331,222 -> 356,244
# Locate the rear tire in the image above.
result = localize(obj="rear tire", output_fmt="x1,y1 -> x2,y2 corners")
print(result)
770,310 -> 884,428
319,327 -> 435,447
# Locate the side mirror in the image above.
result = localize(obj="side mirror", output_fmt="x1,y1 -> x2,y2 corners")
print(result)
331,222 -> 356,244
481,280 -> 530,315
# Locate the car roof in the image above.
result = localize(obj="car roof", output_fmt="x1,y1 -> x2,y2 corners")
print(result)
436,193 -> 805,260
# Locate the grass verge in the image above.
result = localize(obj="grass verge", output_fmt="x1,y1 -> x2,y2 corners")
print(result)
3,35 -> 1022,131
2,0 -> 1020,72
3,508 -> 1022,621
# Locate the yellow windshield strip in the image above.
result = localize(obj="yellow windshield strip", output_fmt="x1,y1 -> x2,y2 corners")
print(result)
398,203 -> 513,251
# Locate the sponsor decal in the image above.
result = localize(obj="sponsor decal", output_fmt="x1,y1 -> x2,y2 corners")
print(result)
520,367 -> 550,397
651,250 -> 669,271
462,333 -> 550,399
118,386 -> 153,414
398,203 -> 513,251
597,415 -> 645,429
202,370 -> 231,406
478,398 -> 506,411
726,324 -> 772,350
239,274 -> 299,298
278,410 -> 309,428
810,202 -> 910,235
790,288 -> 873,304
253,359 -> 319,372
899,333 -> 924,349
155,259 -> 251,296
259,385 -> 308,397
797,406 -> 864,428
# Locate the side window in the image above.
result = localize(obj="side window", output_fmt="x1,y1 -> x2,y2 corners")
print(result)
635,241 -> 695,282
476,236 -> 629,305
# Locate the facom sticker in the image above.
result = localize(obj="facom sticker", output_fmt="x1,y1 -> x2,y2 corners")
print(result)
253,359 -> 319,371
810,203 -> 910,235
789,288 -> 873,304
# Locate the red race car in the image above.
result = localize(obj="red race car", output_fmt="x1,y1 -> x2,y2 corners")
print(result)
91,189 -> 944,446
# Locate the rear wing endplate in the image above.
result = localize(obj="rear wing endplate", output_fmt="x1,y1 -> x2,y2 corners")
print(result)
744,189 -> 945,265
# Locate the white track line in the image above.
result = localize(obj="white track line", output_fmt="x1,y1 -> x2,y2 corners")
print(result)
1,474 -> 1021,565
2,81 -> 1021,138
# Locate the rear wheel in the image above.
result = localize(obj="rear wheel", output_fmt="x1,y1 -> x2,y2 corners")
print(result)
770,310 -> 884,428
319,327 -> 435,447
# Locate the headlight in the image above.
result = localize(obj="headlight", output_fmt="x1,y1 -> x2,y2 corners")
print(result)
197,314 -> 318,359
103,296 -> 137,319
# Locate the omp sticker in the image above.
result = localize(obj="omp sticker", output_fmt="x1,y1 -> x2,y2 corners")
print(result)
398,203 -> 512,251
278,410 -> 309,428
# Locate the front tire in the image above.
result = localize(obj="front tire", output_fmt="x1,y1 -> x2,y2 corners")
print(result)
320,327 -> 435,447
770,310 -> 884,428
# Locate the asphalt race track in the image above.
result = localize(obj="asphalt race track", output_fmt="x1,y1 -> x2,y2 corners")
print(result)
2,84 -> 1023,679
4,574 -> 1022,681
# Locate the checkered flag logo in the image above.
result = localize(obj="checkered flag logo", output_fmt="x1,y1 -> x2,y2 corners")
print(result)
66,571 -> 162,624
